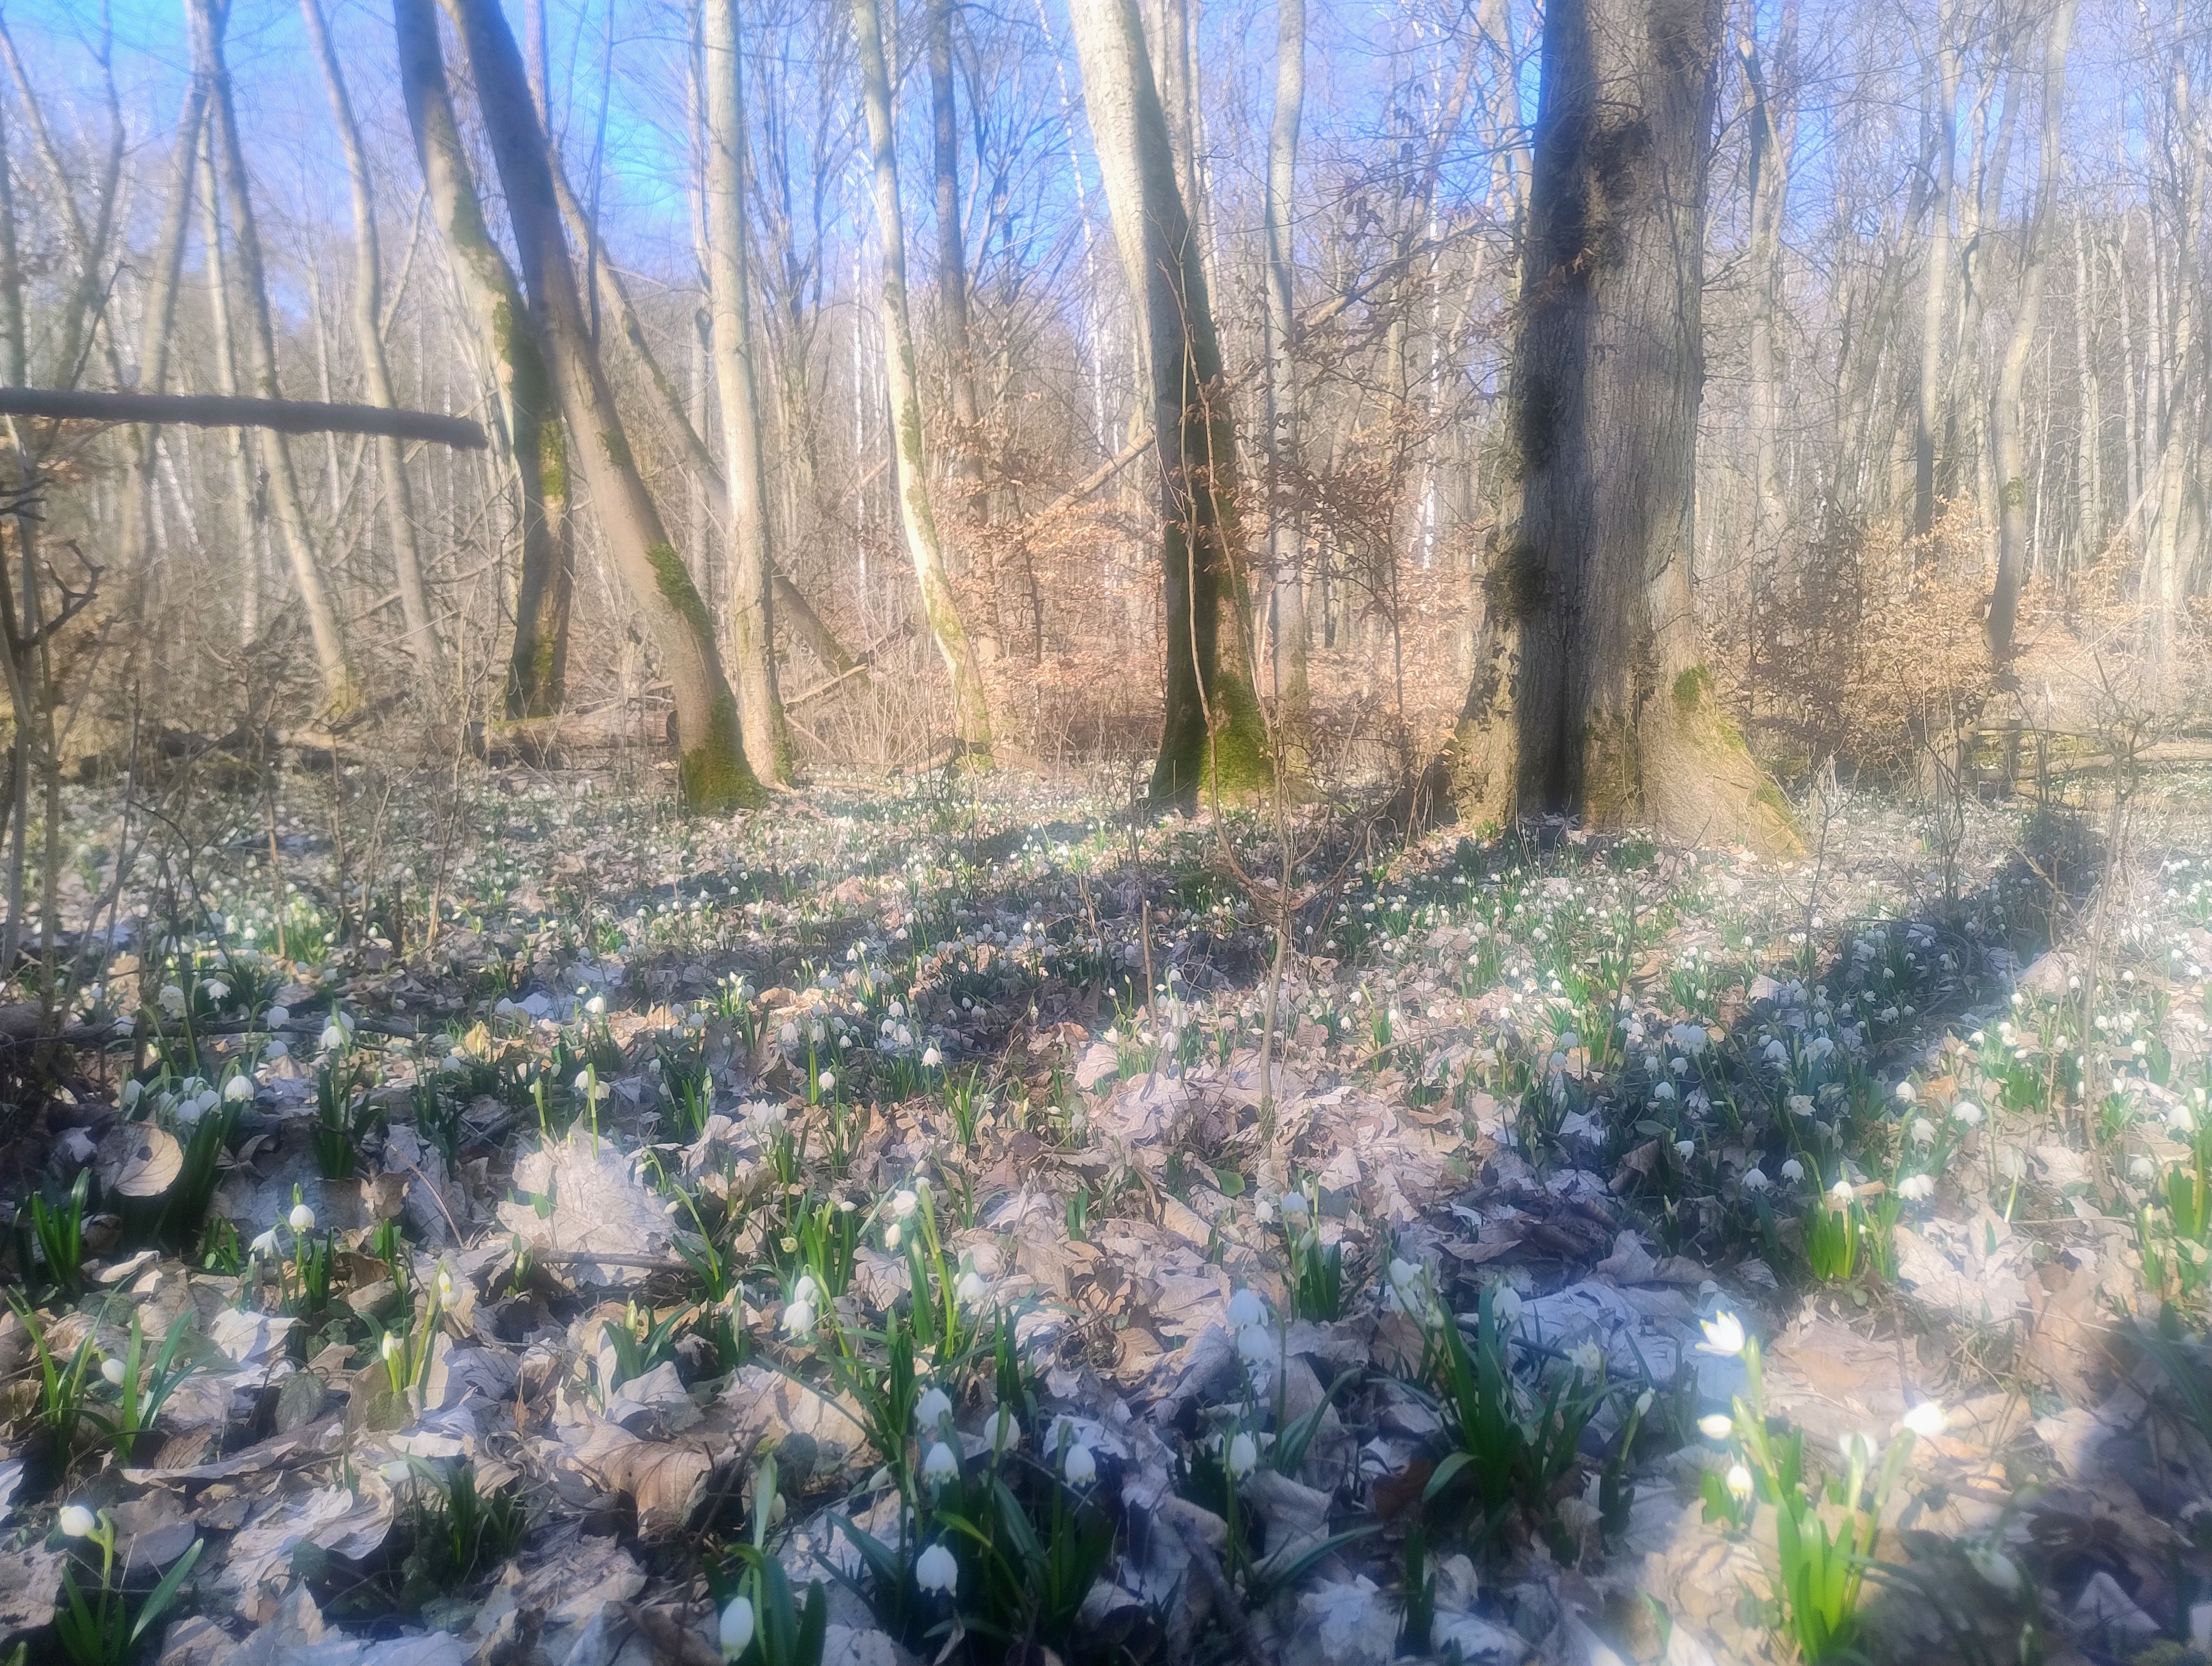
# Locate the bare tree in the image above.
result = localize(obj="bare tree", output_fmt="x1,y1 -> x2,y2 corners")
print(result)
446,0 -> 766,808
1447,0 -> 1794,850
303,0 -> 440,678
1070,0 -> 1268,809
702,0 -> 791,782
852,0 -> 993,764
1262,0 -> 1306,712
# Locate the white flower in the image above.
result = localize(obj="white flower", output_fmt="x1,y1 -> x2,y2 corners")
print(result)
1897,1174 -> 1935,1202
290,1203 -> 316,1233
1063,1443 -> 1097,1486
1281,1190 -> 1310,1220
158,985 -> 187,1017
783,1298 -> 816,1338
120,1080 -> 143,1110
1901,1401 -> 1947,1439
915,1542 -> 959,1594
1838,1430 -> 1878,1468
1227,1289 -> 1269,1329
982,1407 -> 1020,1451
101,1357 -> 126,1386
1254,1196 -> 1276,1225
1698,1312 -> 1747,1357
817,1070 -> 836,1093
1697,1413 -> 1733,1440
1674,1139 -> 1695,1159
1725,1463 -> 1753,1503
1493,1286 -> 1523,1328
2131,1155 -> 2159,1182
321,1023 -> 349,1052
892,1189 -> 918,1220
1568,1340 -> 1605,1376
1237,1323 -> 1275,1365
585,994 -> 606,1017
921,1046 -> 941,1068
1226,1431 -> 1258,1478
793,1273 -> 820,1306
1386,1257 -> 1427,1311
719,1594 -> 756,1660
223,1074 -> 254,1103
1952,1100 -> 1983,1128
1911,1117 -> 1935,1145
381,1333 -> 402,1363
921,1440 -> 960,1485
1828,1178 -> 1855,1206
1653,1081 -> 1676,1102
58,1504 -> 97,1539
1787,1094 -> 1814,1117
204,979 -> 230,1003
884,1223 -> 902,1251
380,1459 -> 413,1485
1894,1080 -> 1916,1103
1966,1543 -> 2022,1596
916,1387 -> 953,1429
250,1229 -> 279,1258
1741,1167 -> 1771,1193
436,1266 -> 457,1305
265,1005 -> 290,1027
1780,1158 -> 1805,1182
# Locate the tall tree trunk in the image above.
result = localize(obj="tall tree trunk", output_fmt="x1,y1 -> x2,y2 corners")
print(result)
928,0 -> 985,509
1740,4 -> 1794,581
1070,0 -> 1268,809
701,0 -> 789,783
120,59 -> 210,607
393,0 -> 569,717
1913,0 -> 1959,540
2071,208 -> 2102,562
1263,0 -> 1306,714
1445,0 -> 1793,852
1986,0 -> 2076,667
2142,50 -> 2205,664
191,0 -> 356,712
851,0 -> 993,764
448,0 -> 767,809
197,106 -> 263,645
304,0 -> 440,678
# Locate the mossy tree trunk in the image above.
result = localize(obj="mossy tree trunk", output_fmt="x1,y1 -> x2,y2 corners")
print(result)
1069,0 -> 1268,811
702,0 -> 791,783
393,0 -> 569,719
304,0 -> 440,680
851,0 -> 993,765
448,0 -> 766,810
1447,0 -> 1796,854
192,0 -> 356,714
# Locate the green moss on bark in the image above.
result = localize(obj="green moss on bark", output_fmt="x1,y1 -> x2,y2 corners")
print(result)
678,692 -> 769,812
647,541 -> 716,641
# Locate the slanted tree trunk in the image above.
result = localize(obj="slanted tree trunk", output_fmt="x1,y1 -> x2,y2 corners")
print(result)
191,0 -> 356,712
393,0 -> 570,718
851,0 -> 993,764
1070,0 -> 1268,810
1987,0 -> 2076,667
1445,0 -> 1795,853
1262,0 -> 1306,714
702,0 -> 790,783
1914,0 -> 1959,540
304,0 -> 440,678
1740,4 -> 1793,581
928,0 -> 985,508
448,0 -> 766,810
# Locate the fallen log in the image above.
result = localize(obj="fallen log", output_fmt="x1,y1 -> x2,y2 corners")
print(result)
0,388 -> 488,450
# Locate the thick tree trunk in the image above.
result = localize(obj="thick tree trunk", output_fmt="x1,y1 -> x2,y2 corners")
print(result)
196,110 -> 264,645
1741,6 -> 1794,580
1913,1 -> 1958,540
1262,0 -> 1306,713
393,0 -> 569,718
928,0 -> 985,508
1446,0 -> 1794,853
448,0 -> 766,809
851,0 -> 993,764
702,0 -> 790,783
191,0 -> 356,712
1070,0 -> 1268,810
303,0 -> 440,676
1987,0 -> 2076,667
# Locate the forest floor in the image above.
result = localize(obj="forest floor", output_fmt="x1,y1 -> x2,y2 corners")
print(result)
3,762 -> 2211,1666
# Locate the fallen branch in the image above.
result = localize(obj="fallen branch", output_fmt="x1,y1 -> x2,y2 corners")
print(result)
0,388 -> 488,450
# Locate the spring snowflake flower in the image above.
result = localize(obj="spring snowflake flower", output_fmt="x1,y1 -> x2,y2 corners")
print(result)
1568,1340 -> 1605,1376
1911,1117 -> 1935,1145
719,1595 -> 755,1660
1779,1158 -> 1805,1182
1726,1463 -> 1754,1503
290,1203 -> 317,1233
915,1387 -> 953,1429
1698,1312 -> 1747,1357
1828,1178 -> 1856,1206
955,1269 -> 991,1308
892,1189 -> 918,1220
1237,1324 -> 1275,1366
102,1357 -> 126,1386
224,1074 -> 254,1102
158,985 -> 187,1018
783,1299 -> 816,1339
1226,1431 -> 1258,1478
1063,1443 -> 1097,1486
1902,1401 -> 1947,1439
1227,1289 -> 1269,1329
381,1334 -> 402,1364
1952,1100 -> 1983,1128
1897,1174 -> 1936,1202
59,1504 -> 97,1539
921,1441 -> 960,1486
915,1542 -> 959,1595
250,1229 -> 279,1258
1967,1543 -> 2022,1595
1493,1286 -> 1523,1329
982,1407 -> 1020,1451
1281,1191 -> 1310,1221
265,1005 -> 289,1027
817,1069 -> 836,1093
921,1046 -> 941,1068
1894,1080 -> 1916,1104
321,1023 -> 349,1052
1741,1168 -> 1771,1193
1697,1414 -> 1734,1440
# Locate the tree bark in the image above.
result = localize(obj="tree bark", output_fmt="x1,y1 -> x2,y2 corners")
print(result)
851,0 -> 993,764
448,0 -> 766,809
196,105 -> 264,645
928,0 -> 985,508
1740,5 -> 1794,580
702,0 -> 790,783
191,0 -> 356,712
392,0 -> 570,718
1986,0 -> 2076,667
1070,0 -> 1268,810
1262,0 -> 1306,713
1913,0 -> 1958,540
303,0 -> 440,676
0,389 -> 485,447
1445,0 -> 1794,853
